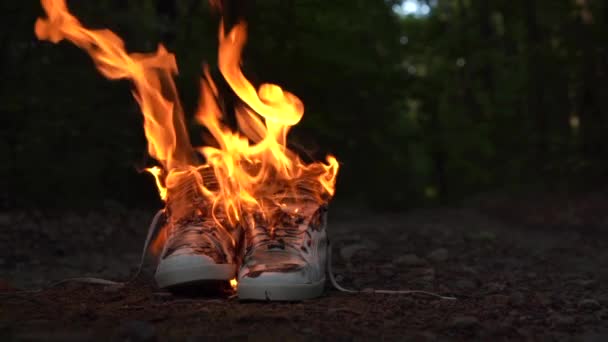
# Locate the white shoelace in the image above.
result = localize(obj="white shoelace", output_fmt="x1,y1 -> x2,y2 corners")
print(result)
0,209 -> 165,295
326,240 -> 456,300
1,210 -> 456,301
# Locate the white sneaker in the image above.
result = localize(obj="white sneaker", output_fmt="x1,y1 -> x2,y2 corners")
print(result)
154,168 -> 238,289
237,202 -> 328,300
154,215 -> 237,288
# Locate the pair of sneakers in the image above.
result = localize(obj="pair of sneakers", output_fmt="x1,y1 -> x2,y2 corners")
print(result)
153,172 -> 329,301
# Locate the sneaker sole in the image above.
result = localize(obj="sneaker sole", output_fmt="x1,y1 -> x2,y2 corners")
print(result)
237,278 -> 325,301
155,255 -> 235,288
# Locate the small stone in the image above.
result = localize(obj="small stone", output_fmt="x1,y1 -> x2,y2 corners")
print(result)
394,254 -> 426,266
550,314 -> 575,327
427,248 -> 449,263
102,285 -> 123,293
378,264 -> 396,277
153,292 -> 173,301
509,291 -> 525,306
449,315 -> 479,328
578,299 -> 601,311
482,319 -> 510,336
581,332 -> 608,342
77,304 -> 97,320
0,279 -> 15,292
300,328 -> 314,334
461,265 -> 478,275
339,244 -> 368,260
119,320 -> 156,342
572,279 -> 597,289
0,213 -> 11,226
455,279 -> 477,291
486,294 -> 510,306
486,282 -> 506,293
535,292 -> 552,306
406,331 -> 436,341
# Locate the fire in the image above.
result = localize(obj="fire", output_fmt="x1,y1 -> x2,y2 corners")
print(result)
229,278 -> 238,291
146,166 -> 167,201
35,0 -> 339,246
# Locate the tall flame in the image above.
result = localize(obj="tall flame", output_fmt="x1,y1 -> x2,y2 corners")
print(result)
35,0 -> 339,242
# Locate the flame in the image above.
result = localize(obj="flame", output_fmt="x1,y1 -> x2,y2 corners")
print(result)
35,1 -> 339,249
229,278 -> 238,290
146,166 -> 167,201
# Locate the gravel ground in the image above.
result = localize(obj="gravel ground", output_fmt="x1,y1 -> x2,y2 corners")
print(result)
1,194 -> 608,340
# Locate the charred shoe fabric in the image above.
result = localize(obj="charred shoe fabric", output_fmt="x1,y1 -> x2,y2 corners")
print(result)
237,200 -> 328,301
154,168 -> 240,289
154,213 -> 239,288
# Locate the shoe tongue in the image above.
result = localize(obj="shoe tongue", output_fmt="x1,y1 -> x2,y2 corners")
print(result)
250,248 -> 306,268
266,238 -> 287,250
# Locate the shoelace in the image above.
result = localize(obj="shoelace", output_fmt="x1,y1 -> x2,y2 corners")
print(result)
1,209 -> 456,301
326,240 -> 456,300
0,209 -> 166,295
248,224 -> 309,253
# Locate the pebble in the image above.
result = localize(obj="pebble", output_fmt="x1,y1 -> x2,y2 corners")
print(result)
509,291 -> 525,306
455,279 -> 477,291
486,282 -> 506,293
535,292 -> 552,306
461,265 -> 478,275
449,315 -> 479,328
550,314 -> 575,327
581,332 -> 608,342
0,213 -> 11,226
427,248 -> 448,263
0,279 -> 15,292
482,319 -> 511,335
102,285 -> 123,293
119,320 -> 157,342
378,264 -> 396,277
572,279 -> 597,289
406,331 -> 436,341
394,254 -> 426,266
339,244 -> 368,260
153,292 -> 174,301
486,294 -> 510,306
578,299 -> 601,311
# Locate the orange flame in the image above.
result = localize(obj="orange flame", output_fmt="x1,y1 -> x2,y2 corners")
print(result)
229,278 -> 238,291
146,166 -> 167,201
35,1 -> 339,246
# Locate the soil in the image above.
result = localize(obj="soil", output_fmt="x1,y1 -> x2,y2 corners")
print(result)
1,193 -> 608,341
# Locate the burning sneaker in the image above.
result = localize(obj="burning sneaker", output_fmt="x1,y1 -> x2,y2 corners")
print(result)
237,199 -> 328,300
154,168 -> 240,289
34,0 -> 340,294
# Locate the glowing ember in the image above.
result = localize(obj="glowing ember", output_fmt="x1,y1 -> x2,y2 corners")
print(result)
229,278 -> 238,290
35,0 -> 339,246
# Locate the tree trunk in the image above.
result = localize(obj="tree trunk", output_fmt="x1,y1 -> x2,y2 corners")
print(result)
523,0 -> 545,161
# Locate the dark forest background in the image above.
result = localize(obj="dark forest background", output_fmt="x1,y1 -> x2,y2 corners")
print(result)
2,0 -> 608,211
